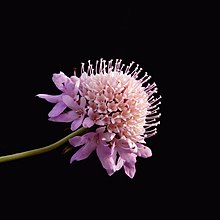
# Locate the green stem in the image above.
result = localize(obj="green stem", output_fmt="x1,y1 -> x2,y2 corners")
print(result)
0,127 -> 88,164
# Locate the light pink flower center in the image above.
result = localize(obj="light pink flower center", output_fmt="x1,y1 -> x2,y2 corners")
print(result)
80,59 -> 161,142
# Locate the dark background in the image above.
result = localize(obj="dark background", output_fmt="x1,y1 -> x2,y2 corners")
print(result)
0,2 -> 205,218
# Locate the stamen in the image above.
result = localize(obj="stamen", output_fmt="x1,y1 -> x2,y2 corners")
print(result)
119,64 -> 125,73
99,58 -> 103,74
149,102 -> 161,110
145,112 -> 161,119
108,59 -> 113,73
95,60 -> 99,74
114,59 -> 119,72
149,95 -> 162,105
130,64 -> 139,76
145,82 -> 157,92
103,60 -> 107,74
146,87 -> 158,97
124,61 -> 134,74
81,62 -> 85,74
141,75 -> 151,85
87,60 -> 93,75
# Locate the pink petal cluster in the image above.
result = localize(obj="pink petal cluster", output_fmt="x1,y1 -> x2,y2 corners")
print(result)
37,58 -> 161,178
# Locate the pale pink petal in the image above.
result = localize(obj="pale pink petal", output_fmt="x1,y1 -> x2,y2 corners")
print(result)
48,102 -> 67,117
36,94 -> 62,103
106,169 -> 116,176
96,120 -> 105,126
69,136 -> 83,147
87,108 -> 94,117
136,143 -> 152,158
70,142 -> 96,162
124,162 -> 136,178
101,132 -> 115,142
116,156 -> 125,171
111,144 -> 118,163
49,111 -> 78,122
62,95 -> 78,109
52,72 -> 68,91
96,143 -> 115,172
66,76 -> 80,95
80,97 -> 86,108
70,116 -> 84,131
70,76 -> 80,89
117,147 -> 137,164
69,132 -> 96,147
82,117 -> 94,128
96,127 -> 105,133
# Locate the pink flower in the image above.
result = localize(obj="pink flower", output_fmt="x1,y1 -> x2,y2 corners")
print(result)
37,72 -> 85,131
37,58 -> 161,178
69,127 -> 116,176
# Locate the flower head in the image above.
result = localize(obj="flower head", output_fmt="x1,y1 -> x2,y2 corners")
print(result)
37,58 -> 161,178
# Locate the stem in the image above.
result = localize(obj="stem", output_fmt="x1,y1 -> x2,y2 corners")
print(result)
0,127 -> 88,164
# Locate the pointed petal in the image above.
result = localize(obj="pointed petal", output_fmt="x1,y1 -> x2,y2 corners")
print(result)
80,97 -> 86,108
49,111 -> 78,122
52,72 -> 68,91
96,127 -> 105,133
136,143 -> 152,158
106,168 -> 116,176
116,156 -> 125,171
70,76 -> 80,89
70,142 -> 96,162
124,162 -> 136,178
87,108 -> 94,117
62,95 -> 78,109
96,120 -> 105,126
69,132 -> 96,147
48,102 -> 67,117
65,76 -> 80,95
82,117 -> 94,128
36,94 -> 62,103
69,136 -> 83,147
96,143 -> 115,171
70,116 -> 84,131
117,147 -> 137,164
102,132 -> 115,142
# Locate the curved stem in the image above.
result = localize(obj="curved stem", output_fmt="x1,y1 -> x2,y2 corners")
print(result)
0,127 -> 88,164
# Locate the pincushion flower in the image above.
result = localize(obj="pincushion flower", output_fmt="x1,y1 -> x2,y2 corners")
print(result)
0,58 -> 161,178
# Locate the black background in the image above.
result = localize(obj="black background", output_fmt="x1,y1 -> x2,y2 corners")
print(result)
0,2 -> 206,218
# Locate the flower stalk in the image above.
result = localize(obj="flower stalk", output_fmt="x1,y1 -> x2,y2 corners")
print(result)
0,127 -> 88,164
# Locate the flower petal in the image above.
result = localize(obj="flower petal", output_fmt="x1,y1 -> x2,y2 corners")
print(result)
82,117 -> 94,128
96,120 -> 105,126
65,76 -> 80,95
96,127 -> 105,133
62,95 -> 78,109
36,94 -> 62,103
102,132 -> 115,142
70,142 -> 96,162
48,102 -> 67,117
96,143 -> 115,172
117,147 -> 137,164
106,169 -> 116,176
124,161 -> 136,178
80,97 -> 86,108
69,136 -> 83,147
136,143 -> 152,158
116,156 -> 125,171
49,111 -> 78,122
69,132 -> 96,147
71,116 -> 84,131
52,72 -> 68,91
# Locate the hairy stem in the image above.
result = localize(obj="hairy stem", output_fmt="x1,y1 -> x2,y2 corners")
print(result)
0,127 -> 88,164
